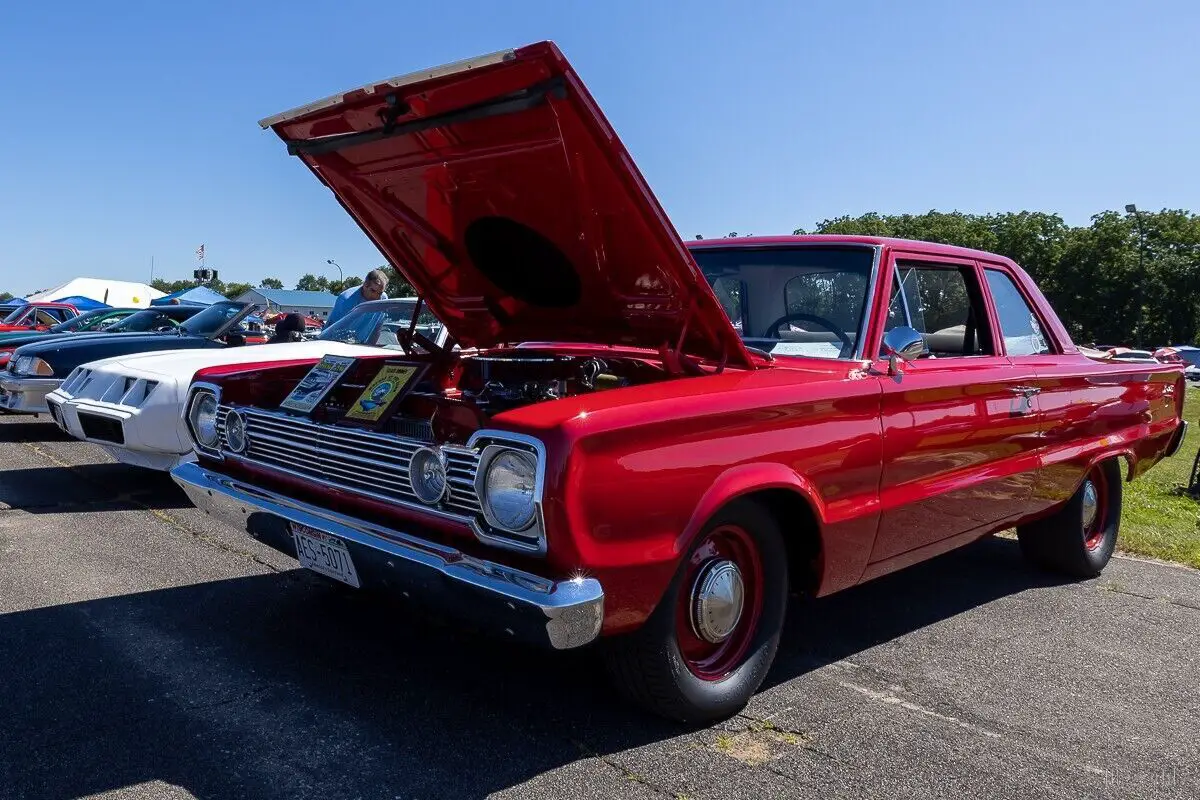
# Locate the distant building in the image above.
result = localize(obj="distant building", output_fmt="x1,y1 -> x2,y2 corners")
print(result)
234,288 -> 337,320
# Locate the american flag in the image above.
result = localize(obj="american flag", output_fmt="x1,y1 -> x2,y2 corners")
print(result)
195,244 -> 205,261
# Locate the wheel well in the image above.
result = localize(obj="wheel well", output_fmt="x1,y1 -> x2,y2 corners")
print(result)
1117,453 -> 1135,482
743,488 -> 822,596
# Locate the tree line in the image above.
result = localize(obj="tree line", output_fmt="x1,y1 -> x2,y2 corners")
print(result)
796,208 -> 1200,348
8,207 -> 1198,346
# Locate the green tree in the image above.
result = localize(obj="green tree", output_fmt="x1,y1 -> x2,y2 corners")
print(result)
378,264 -> 416,297
224,282 -> 253,300
295,274 -> 331,292
796,207 -> 1200,347
0,291 -> 13,302
259,277 -> 284,289
329,276 -> 362,295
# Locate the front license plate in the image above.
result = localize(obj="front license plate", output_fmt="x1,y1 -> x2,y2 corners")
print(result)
291,523 -> 361,588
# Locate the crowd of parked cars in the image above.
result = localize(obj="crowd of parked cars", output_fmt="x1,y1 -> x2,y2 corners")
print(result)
0,41 -> 1191,723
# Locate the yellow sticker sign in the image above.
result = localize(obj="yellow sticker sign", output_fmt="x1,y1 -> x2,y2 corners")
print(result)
344,364 -> 420,422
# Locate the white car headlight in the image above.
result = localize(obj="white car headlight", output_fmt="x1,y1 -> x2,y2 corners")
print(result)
481,448 -> 538,532
187,391 -> 220,449
225,409 -> 247,453
14,356 -> 53,377
409,446 -> 448,504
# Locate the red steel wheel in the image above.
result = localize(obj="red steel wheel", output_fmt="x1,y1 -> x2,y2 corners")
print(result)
603,499 -> 789,723
674,524 -> 765,680
1017,458 -> 1122,578
1080,465 -> 1109,551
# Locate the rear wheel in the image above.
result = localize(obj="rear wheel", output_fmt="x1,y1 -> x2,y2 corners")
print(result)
1017,459 -> 1122,578
604,499 -> 789,723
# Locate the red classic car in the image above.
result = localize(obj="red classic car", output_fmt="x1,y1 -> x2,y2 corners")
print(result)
0,302 -> 79,332
170,42 -> 1188,722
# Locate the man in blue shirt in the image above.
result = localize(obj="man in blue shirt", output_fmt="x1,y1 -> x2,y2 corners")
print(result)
327,269 -> 389,325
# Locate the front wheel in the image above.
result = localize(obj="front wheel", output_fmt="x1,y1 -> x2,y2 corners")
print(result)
603,499 -> 789,723
1017,459 -> 1122,578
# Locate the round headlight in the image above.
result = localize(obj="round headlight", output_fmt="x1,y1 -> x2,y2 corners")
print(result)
409,446 -> 447,504
483,449 -> 538,531
225,409 -> 248,453
188,392 -> 220,448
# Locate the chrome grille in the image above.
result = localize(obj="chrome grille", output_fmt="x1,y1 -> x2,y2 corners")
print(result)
217,406 -> 482,519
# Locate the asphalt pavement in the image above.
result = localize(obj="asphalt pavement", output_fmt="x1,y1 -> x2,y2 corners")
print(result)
1,413 -> 1198,800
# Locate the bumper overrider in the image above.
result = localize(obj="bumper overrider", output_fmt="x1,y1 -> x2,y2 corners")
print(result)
169,462 -> 605,649
0,374 -> 59,413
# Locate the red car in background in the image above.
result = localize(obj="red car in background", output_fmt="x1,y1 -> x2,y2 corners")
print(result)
0,302 -> 80,332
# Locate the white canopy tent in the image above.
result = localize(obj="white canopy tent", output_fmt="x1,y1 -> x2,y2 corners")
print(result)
26,278 -> 165,309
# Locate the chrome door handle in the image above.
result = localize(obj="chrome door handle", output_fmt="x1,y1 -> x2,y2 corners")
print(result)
1009,386 -> 1041,397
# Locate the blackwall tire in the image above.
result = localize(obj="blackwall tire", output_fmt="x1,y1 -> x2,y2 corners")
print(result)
603,499 -> 789,724
1017,459 -> 1122,578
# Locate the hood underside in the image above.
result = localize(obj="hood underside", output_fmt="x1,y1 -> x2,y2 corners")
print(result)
263,42 -> 752,368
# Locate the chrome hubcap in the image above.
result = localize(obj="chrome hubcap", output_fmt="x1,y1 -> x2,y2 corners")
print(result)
690,560 -> 745,643
1081,479 -> 1099,530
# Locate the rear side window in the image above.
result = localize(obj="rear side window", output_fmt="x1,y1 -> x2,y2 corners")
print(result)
985,270 -> 1051,356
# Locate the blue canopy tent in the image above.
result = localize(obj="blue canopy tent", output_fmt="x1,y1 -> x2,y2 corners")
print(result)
151,285 -> 230,306
54,295 -> 110,311
1,297 -> 29,308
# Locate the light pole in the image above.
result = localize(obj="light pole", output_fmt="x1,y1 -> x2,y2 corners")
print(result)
1125,204 -> 1147,345
325,259 -> 343,283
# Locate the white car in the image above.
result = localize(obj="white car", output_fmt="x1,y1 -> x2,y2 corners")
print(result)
46,299 -> 447,471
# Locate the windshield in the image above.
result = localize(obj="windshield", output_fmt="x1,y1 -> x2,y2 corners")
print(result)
179,302 -> 249,338
2,306 -> 30,324
694,245 -> 876,359
50,309 -> 114,333
319,300 -> 444,348
106,310 -> 183,332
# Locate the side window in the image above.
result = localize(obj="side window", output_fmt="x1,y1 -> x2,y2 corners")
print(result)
887,263 -> 994,357
985,269 -> 1051,356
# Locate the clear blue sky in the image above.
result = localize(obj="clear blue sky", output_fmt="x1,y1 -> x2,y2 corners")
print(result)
1,0 -> 1196,296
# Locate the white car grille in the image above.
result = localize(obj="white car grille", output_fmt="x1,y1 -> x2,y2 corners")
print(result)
216,405 -> 483,518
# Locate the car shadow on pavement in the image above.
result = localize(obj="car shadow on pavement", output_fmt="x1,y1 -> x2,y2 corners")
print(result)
765,535 -> 1068,689
0,464 -> 193,513
0,535 -> 1060,799
0,418 -> 71,442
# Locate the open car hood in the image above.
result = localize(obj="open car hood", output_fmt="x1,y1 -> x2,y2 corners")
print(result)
261,42 -> 752,369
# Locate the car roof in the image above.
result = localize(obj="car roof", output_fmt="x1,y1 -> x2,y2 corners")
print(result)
686,234 -> 1020,266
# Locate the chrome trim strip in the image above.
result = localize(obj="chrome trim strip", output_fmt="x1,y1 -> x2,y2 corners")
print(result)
170,461 -> 603,649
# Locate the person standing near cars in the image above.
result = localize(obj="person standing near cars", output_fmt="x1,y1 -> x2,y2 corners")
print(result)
326,269 -> 389,325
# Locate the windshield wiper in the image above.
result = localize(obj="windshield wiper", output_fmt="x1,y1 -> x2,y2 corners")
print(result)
744,346 -> 775,362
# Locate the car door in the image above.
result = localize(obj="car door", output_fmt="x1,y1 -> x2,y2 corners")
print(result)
983,265 -> 1179,514
870,252 -> 1040,565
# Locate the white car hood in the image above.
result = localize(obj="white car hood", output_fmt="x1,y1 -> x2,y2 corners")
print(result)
84,341 -> 385,380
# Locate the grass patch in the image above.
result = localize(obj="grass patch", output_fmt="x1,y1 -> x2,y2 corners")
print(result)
1118,387 -> 1200,569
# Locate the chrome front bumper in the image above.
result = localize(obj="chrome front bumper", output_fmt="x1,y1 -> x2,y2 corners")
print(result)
170,462 -> 605,649
0,374 -> 59,413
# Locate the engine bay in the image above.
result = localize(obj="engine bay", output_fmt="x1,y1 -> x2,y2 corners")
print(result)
455,352 -> 662,411
258,348 -> 673,446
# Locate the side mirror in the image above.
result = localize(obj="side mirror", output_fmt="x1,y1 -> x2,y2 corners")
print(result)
882,326 -> 927,376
